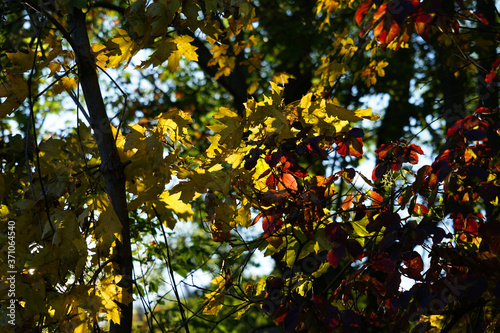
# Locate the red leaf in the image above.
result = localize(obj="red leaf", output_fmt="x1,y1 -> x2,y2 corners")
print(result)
413,203 -> 429,216
337,136 -> 364,158
406,143 -> 423,163
336,141 -> 350,157
349,137 -> 364,158
390,160 -> 403,171
414,11 -> 434,40
465,217 -> 479,235
492,58 -> 500,69
253,212 -> 263,226
373,3 -> 388,22
373,257 -> 395,273
376,211 -> 401,229
375,142 -> 395,160
325,222 -> 343,243
475,106 -> 492,114
403,251 -> 423,280
474,12 -> 489,25
385,271 -> 401,295
356,1 -> 373,25
266,173 -> 278,188
485,69 -> 496,86
261,212 -> 283,236
327,245 -> 346,268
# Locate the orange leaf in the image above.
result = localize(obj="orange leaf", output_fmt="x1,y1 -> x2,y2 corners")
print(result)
367,190 -> 384,205
342,194 -> 353,210
279,173 -> 298,191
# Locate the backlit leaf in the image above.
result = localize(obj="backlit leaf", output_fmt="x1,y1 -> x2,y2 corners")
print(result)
0,74 -> 28,117
106,29 -> 139,68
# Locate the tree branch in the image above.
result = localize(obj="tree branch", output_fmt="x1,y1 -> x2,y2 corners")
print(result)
68,7 -> 133,333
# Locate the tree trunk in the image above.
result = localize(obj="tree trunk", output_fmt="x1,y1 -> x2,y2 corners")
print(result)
69,8 -> 133,333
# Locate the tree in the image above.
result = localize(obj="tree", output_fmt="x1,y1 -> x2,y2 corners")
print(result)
0,0 -> 499,332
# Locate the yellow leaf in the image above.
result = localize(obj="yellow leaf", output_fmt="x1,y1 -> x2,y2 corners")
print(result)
155,190 -> 194,229
354,107 -> 379,121
94,196 -> 123,252
168,35 -> 199,71
0,74 -> 28,117
312,262 -> 330,278
208,107 -> 243,150
74,322 -> 88,333
203,276 -> 226,316
235,199 -> 252,227
252,158 -> 268,191
247,80 -> 259,95
0,204 -> 9,217
6,47 -> 36,72
156,108 -> 192,142
324,103 -> 362,123
375,60 -> 388,76
299,93 -> 313,110
0,173 -> 4,203
214,66 -> 232,80
47,62 -> 61,77
272,72 -> 295,85
159,191 -> 193,217
167,50 -> 182,72
140,41 -> 176,68
98,277 -> 122,324
106,29 -> 139,69
91,43 -> 109,69
61,77 -> 77,92
297,279 -> 312,297
205,135 -> 223,159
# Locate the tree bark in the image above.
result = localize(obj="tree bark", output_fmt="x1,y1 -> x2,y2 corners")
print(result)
69,8 -> 133,333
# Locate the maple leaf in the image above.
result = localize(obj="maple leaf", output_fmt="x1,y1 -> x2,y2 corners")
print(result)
146,0 -> 181,37
156,108 -> 193,142
105,29 -> 139,69
156,191 -> 194,229
203,276 -> 226,316
0,74 -> 29,117
6,47 -> 36,72
168,35 -> 199,72
97,276 -> 134,324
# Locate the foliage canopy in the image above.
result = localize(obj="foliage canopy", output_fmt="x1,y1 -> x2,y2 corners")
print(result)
1,0 -> 500,332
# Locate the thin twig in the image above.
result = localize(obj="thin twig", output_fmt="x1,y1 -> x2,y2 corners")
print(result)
152,205 -> 191,333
